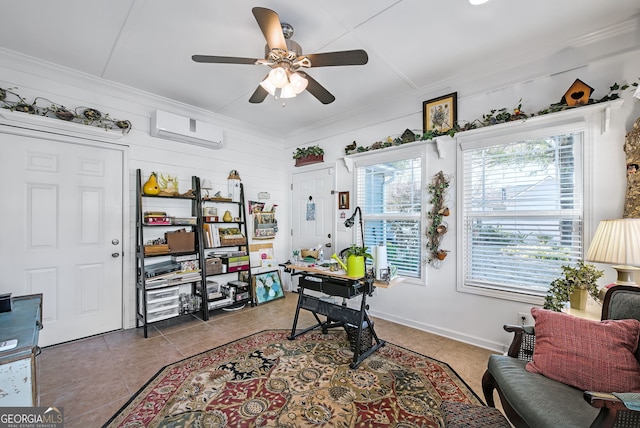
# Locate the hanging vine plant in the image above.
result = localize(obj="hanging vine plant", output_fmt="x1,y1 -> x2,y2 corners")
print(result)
427,171 -> 451,267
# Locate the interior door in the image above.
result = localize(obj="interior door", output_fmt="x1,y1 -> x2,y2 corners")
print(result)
0,132 -> 124,346
291,167 -> 335,268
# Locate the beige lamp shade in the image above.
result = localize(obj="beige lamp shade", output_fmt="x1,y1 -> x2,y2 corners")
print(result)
586,219 -> 640,286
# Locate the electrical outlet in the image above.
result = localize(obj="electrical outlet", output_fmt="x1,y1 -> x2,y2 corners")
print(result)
518,311 -> 534,325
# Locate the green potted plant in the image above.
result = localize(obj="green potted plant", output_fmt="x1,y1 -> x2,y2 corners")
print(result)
333,245 -> 373,277
543,260 -> 604,312
293,145 -> 324,167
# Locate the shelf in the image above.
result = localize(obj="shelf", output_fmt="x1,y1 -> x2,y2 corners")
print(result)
135,169 -> 253,333
141,193 -> 196,200
205,221 -> 242,224
0,109 -> 128,141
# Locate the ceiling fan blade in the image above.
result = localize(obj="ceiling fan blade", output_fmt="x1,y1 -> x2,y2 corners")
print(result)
249,85 -> 269,104
306,50 -> 369,67
300,72 -> 335,104
192,55 -> 258,65
252,7 -> 287,52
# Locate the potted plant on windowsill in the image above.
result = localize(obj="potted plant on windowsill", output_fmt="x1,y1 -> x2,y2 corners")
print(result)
543,260 -> 604,311
293,145 -> 324,167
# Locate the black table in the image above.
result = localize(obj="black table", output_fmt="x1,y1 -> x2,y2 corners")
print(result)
282,264 -> 385,368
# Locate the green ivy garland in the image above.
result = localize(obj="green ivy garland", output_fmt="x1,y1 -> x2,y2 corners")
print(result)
345,79 -> 639,156
426,171 -> 451,267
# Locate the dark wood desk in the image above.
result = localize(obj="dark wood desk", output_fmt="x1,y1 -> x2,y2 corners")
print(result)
282,263 -> 385,368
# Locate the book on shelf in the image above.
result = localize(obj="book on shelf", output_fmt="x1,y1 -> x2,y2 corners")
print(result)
144,211 -> 171,225
171,254 -> 198,262
171,216 -> 197,225
202,224 -> 221,248
145,269 -> 202,287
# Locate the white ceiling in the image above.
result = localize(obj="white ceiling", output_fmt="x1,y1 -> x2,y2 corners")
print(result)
1,0 -> 638,137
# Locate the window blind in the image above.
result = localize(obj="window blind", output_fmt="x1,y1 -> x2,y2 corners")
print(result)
461,132 -> 583,294
356,157 -> 422,278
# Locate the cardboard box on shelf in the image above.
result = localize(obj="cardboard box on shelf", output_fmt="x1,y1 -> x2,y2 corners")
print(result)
166,230 -> 195,253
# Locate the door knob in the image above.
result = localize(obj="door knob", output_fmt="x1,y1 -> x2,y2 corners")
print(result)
112,239 -> 120,245
111,252 -> 120,258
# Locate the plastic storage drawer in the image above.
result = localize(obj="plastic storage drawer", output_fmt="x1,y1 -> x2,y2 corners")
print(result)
147,304 -> 179,323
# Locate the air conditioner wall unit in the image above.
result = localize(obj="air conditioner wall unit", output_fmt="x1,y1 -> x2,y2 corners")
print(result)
150,110 -> 223,149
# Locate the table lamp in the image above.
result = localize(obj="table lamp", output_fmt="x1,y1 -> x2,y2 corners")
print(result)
201,179 -> 213,198
586,218 -> 640,286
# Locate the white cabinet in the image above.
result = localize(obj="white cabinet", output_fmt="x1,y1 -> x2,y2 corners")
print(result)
0,294 -> 42,406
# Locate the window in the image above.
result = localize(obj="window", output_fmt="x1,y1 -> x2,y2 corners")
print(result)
355,149 -> 423,278
458,121 -> 586,301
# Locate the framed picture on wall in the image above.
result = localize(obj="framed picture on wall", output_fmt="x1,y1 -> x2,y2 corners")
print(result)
423,92 -> 457,133
252,270 -> 285,305
338,191 -> 350,210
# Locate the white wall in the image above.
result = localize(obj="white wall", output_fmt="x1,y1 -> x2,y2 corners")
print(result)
0,50 -> 291,330
291,48 -> 640,352
2,42 -> 639,351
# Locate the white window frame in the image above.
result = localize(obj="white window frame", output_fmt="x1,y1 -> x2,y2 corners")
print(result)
455,107 -> 605,304
352,144 -> 427,284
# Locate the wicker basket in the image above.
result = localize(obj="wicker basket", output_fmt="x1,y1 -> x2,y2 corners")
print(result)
205,257 -> 223,275
220,237 -> 247,246
345,322 -> 373,356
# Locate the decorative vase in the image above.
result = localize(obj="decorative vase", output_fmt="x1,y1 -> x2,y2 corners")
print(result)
346,255 -> 365,277
142,173 -> 160,195
570,288 -> 588,310
222,210 -> 233,222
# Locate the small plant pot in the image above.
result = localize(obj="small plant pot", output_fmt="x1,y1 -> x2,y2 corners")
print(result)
295,154 -> 324,167
82,108 -> 102,121
54,109 -> 75,121
570,288 -> 588,310
436,250 -> 449,260
346,255 -> 365,277
15,103 -> 35,114
116,120 -> 131,130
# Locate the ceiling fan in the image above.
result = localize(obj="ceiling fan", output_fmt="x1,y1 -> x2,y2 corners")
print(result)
192,7 -> 368,104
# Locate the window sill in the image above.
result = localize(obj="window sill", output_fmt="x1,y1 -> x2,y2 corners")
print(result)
457,282 -> 546,305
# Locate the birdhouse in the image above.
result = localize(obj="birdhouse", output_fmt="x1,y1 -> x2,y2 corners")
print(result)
227,170 -> 241,202
562,79 -> 594,107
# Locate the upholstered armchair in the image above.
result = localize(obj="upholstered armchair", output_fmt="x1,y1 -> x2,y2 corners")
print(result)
482,285 -> 640,428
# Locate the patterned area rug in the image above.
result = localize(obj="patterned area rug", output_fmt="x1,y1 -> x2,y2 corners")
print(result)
104,329 -> 482,427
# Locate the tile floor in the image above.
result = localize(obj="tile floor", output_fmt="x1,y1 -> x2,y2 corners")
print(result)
38,291 -> 501,427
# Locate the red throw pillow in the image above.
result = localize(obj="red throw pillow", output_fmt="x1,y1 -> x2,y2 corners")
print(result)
526,307 -> 640,392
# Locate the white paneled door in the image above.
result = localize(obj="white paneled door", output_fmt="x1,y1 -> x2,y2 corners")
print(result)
291,167 -> 335,269
0,132 -> 124,346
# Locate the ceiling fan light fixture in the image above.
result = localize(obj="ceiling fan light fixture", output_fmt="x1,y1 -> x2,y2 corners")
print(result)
469,0 -> 489,4
280,83 -> 297,99
268,67 -> 289,88
259,77 -> 277,96
289,72 -> 308,95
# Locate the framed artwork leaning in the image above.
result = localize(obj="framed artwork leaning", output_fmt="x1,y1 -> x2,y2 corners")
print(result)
423,92 -> 457,133
252,270 -> 285,305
